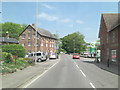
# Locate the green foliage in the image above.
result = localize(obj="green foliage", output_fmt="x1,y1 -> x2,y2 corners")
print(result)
61,32 -> 86,54
2,44 -> 26,58
23,58 -> 34,64
1,58 -> 35,74
2,52 -> 13,63
2,22 -> 27,40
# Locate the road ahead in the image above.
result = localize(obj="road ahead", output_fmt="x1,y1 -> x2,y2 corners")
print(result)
26,54 -> 118,88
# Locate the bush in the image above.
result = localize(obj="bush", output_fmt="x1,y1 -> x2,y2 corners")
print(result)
2,52 -> 13,63
2,44 -> 26,58
23,58 -> 34,64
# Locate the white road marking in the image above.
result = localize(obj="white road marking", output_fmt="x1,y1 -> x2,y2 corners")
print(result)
80,70 -> 86,77
74,60 -> 96,89
74,62 -> 79,69
74,62 -> 86,77
76,64 -> 79,68
74,62 -> 77,65
90,82 -> 96,88
23,59 -> 60,88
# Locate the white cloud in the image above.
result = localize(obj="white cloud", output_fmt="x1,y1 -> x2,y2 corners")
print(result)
42,4 -> 55,10
76,20 -> 83,24
38,12 -> 59,21
60,18 -> 71,23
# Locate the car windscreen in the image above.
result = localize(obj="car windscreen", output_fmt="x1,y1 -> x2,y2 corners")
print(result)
73,54 -> 79,55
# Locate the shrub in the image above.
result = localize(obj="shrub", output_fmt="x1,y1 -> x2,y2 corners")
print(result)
23,58 -> 34,64
2,52 -> 13,63
2,44 -> 26,58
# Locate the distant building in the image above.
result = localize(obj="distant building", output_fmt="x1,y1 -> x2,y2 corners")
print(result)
19,24 -> 57,54
0,37 -> 19,45
99,13 -> 120,64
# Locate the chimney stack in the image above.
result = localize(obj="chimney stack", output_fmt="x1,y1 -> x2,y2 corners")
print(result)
32,24 -> 35,27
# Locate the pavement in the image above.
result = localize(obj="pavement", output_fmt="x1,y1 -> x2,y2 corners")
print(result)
94,60 -> 119,76
80,57 -> 119,75
2,58 -> 59,88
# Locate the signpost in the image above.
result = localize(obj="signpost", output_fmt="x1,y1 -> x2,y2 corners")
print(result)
90,42 -> 96,53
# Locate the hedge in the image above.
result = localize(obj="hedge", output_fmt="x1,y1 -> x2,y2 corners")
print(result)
2,44 -> 26,58
2,52 -> 13,63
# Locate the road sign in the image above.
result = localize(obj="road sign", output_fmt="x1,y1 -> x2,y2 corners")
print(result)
90,47 -> 95,53
90,42 -> 95,48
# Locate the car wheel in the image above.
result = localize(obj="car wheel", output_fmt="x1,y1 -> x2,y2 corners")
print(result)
37,59 -> 41,62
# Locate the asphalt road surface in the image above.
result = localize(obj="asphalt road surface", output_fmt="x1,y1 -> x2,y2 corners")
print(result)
26,54 -> 118,88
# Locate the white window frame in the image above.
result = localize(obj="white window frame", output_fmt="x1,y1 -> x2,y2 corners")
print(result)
22,43 -> 25,47
22,34 -> 25,39
28,42 -> 31,46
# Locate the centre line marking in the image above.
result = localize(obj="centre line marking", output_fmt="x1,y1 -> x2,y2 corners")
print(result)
90,82 -> 96,88
74,62 -> 86,78
74,62 -> 79,68
80,70 -> 86,77
76,64 -> 79,68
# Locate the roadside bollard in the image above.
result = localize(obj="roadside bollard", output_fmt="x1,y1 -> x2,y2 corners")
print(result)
107,59 -> 109,67
97,57 -> 99,63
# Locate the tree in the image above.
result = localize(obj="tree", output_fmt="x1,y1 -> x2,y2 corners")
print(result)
61,32 -> 86,54
2,22 -> 27,40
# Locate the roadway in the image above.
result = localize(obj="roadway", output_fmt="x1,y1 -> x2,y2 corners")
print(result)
26,54 -> 118,88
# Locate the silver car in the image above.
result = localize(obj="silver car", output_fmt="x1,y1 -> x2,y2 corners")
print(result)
28,51 -> 47,62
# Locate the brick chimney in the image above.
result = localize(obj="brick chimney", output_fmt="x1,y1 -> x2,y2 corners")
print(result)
32,24 -> 35,27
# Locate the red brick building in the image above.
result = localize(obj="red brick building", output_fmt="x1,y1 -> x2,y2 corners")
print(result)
19,24 -> 57,54
99,13 -> 120,65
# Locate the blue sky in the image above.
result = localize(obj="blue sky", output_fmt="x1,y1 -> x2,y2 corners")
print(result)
2,2 -> 118,42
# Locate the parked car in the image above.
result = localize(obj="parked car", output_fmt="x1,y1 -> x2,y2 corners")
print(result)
83,51 -> 91,58
73,53 -> 80,59
49,53 -> 58,59
25,54 -> 28,58
28,51 -> 47,62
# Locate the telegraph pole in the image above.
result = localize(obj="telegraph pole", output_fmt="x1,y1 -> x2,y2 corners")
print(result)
35,0 -> 38,64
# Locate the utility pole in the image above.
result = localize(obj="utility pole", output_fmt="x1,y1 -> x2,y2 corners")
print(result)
35,0 -> 38,64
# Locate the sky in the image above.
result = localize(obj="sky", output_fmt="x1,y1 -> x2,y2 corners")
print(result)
2,2 -> 118,42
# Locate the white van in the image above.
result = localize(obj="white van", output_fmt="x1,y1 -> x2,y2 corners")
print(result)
28,51 -> 47,62
49,53 -> 59,59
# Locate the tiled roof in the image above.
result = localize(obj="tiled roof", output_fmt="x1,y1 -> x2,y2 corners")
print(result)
31,25 -> 57,39
102,13 -> 120,32
0,37 -> 19,43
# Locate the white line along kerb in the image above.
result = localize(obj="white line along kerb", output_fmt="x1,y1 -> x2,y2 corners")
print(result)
90,82 -> 96,88
23,60 -> 60,88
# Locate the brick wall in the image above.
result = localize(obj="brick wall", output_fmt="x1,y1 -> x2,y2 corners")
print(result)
19,25 -> 57,54
100,16 -> 119,64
